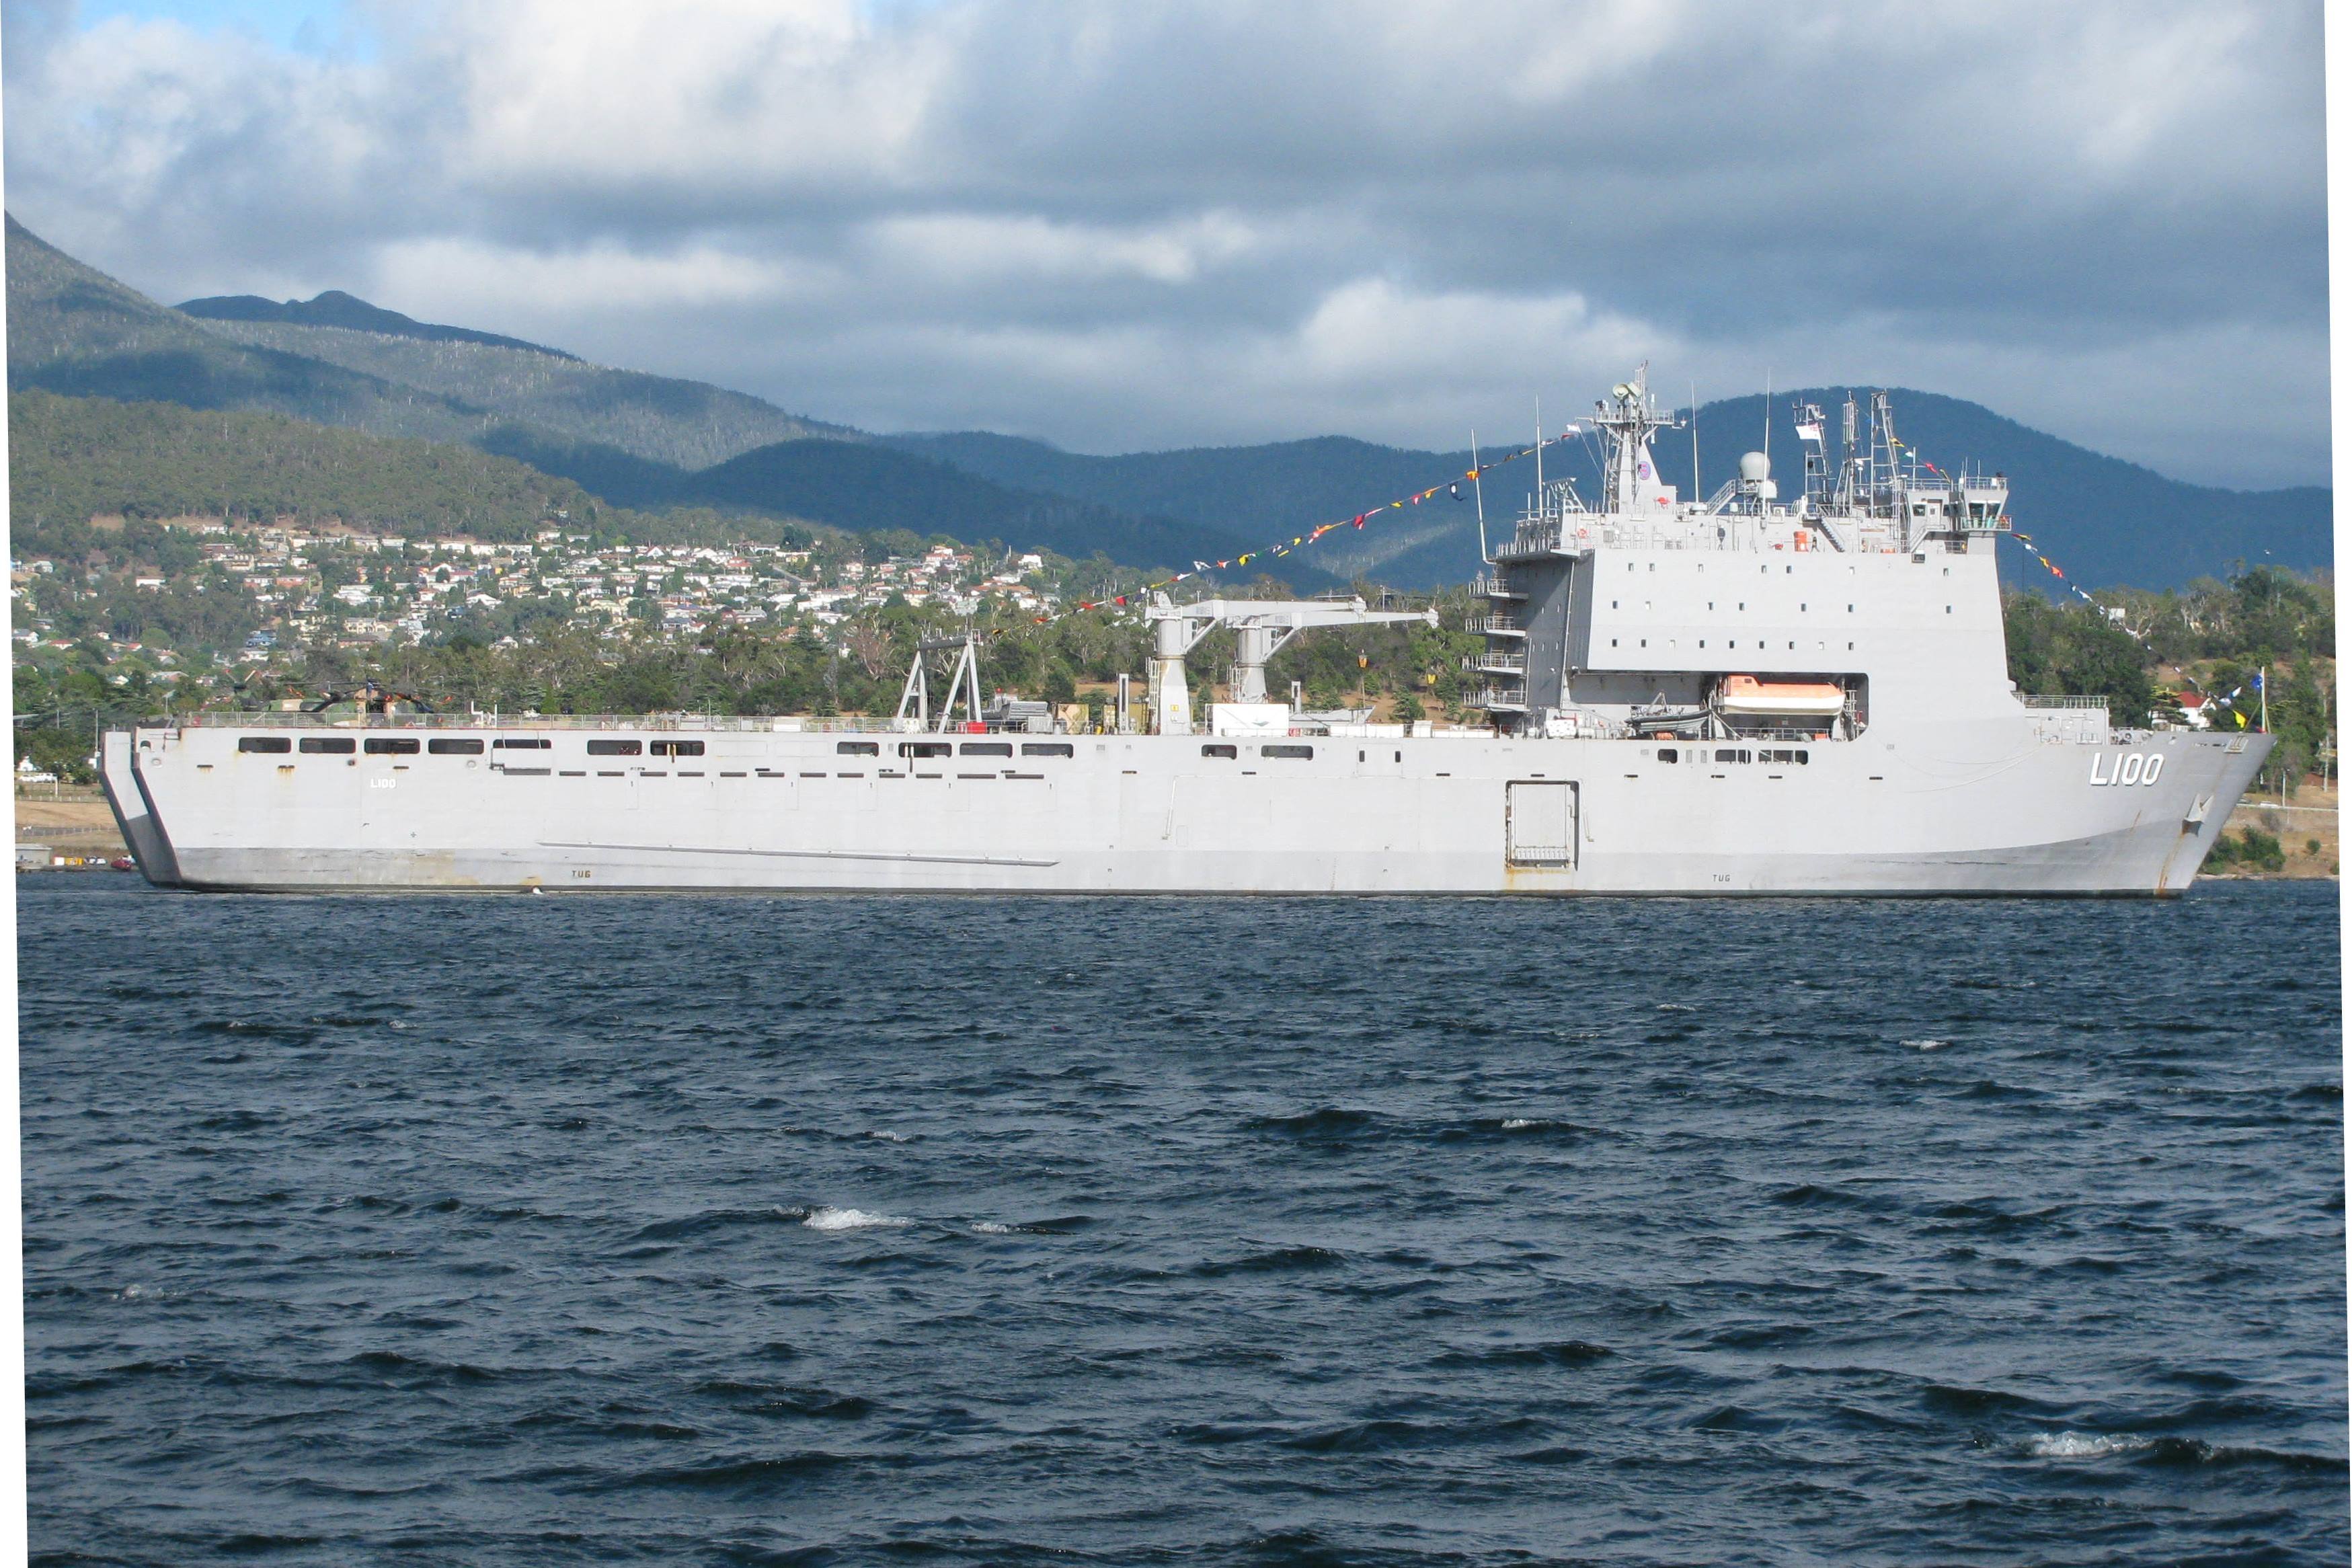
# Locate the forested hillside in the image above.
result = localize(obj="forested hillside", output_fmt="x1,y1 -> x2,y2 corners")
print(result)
186,315 -> 847,468
4,390 -> 761,552
5,217 -> 497,446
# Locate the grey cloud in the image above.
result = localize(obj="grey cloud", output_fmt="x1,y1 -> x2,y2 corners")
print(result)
1,0 -> 2326,485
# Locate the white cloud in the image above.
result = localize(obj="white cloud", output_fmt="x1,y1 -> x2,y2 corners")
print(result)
0,0 -> 2327,485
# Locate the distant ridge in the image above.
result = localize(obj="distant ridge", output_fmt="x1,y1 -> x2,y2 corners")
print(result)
178,290 -> 577,360
7,211 -> 2332,591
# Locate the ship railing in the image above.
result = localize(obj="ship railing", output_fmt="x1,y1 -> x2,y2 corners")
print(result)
163,711 -> 966,734
1476,651 -> 1529,674
1469,574 -> 1526,600
1466,613 -> 1526,635
2020,695 -> 2109,711
1493,522 -> 1563,558
1474,685 -> 1530,713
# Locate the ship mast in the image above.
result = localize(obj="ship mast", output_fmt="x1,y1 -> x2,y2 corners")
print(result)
1592,362 -> 1679,515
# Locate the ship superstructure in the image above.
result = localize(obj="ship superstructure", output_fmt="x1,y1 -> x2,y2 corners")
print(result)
100,371 -> 2271,896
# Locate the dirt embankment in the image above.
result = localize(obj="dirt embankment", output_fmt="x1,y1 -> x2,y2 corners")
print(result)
15,790 -> 126,857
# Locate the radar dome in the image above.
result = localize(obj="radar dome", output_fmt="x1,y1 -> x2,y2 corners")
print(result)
1738,450 -> 1771,483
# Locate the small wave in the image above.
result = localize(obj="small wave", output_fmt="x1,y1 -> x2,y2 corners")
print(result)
1902,1039 -> 1949,1051
1191,1245 -> 1345,1279
1433,1339 -> 1611,1369
2025,1431 -> 2152,1460
802,1206 -> 909,1232
1243,1107 -> 1374,1139
1655,1002 -> 1695,1012
970,1221 -> 1013,1234
1501,1117 -> 1540,1130
861,1130 -> 910,1142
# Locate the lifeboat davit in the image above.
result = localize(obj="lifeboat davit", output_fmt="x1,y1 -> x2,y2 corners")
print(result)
1718,674 -> 1846,717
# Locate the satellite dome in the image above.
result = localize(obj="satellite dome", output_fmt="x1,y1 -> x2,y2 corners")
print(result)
1739,450 -> 1771,482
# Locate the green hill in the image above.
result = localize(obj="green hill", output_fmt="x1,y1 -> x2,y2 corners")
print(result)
6,389 -> 668,553
5,215 -> 499,446
182,314 -> 850,469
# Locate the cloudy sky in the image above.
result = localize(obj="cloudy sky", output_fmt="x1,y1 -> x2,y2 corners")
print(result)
1,0 -> 2329,486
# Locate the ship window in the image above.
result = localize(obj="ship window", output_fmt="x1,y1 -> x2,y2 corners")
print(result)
899,741 -> 951,758
1714,748 -> 1750,764
1262,744 -> 1315,759
1945,605 -> 1953,614
1848,604 -> 1854,611
1610,639 -> 1618,648
238,736 -> 292,753
428,738 -> 483,754
494,738 -> 551,750
836,741 -> 879,756
1796,750 -> 1809,765
1021,742 -> 1074,757
651,740 -> 705,757
1657,748 -> 1678,763
1202,744 -> 1238,758
1641,639 -> 1647,648
958,742 -> 1013,756
298,736 -> 354,754
364,736 -> 420,755
1611,599 -> 1618,609
586,739 -> 641,756
1801,603 -> 1807,611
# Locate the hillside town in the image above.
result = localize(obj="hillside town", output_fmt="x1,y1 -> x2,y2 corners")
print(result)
11,518 -> 1068,677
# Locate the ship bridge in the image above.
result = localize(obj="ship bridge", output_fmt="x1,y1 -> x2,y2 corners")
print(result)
1479,373 -> 2020,740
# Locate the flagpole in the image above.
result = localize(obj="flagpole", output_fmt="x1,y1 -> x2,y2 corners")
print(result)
1471,430 -> 1488,564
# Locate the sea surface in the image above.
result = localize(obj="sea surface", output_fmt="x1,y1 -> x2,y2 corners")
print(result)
19,879 -> 2347,1566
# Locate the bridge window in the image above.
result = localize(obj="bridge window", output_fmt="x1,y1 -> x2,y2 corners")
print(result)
494,738 -> 551,750
651,740 -> 704,757
1714,748 -> 1750,764
428,738 -> 483,754
297,736 -> 354,754
586,739 -> 641,756
899,741 -> 951,758
237,736 -> 292,753
1021,742 -> 1074,758
836,741 -> 879,756
1262,744 -> 1315,759
958,742 -> 1013,756
364,736 -> 420,755
1202,744 -> 1237,759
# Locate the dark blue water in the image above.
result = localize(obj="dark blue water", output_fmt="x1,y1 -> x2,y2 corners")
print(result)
21,879 -> 2347,1565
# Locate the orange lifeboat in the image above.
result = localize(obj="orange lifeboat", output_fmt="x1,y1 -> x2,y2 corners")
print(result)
1718,674 -> 1846,718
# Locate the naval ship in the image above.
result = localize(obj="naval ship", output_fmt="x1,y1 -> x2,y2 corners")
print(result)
100,371 -> 2271,895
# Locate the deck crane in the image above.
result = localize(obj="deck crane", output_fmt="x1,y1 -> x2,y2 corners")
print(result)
1144,595 -> 1436,736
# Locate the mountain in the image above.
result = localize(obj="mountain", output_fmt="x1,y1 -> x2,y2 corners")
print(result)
891,390 -> 2330,592
180,312 -> 850,469
179,289 -> 577,358
5,214 -> 498,446
8,217 -> 1293,578
11,213 -> 2327,591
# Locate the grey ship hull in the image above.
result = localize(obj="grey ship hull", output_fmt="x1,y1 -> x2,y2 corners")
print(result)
102,720 -> 2269,896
